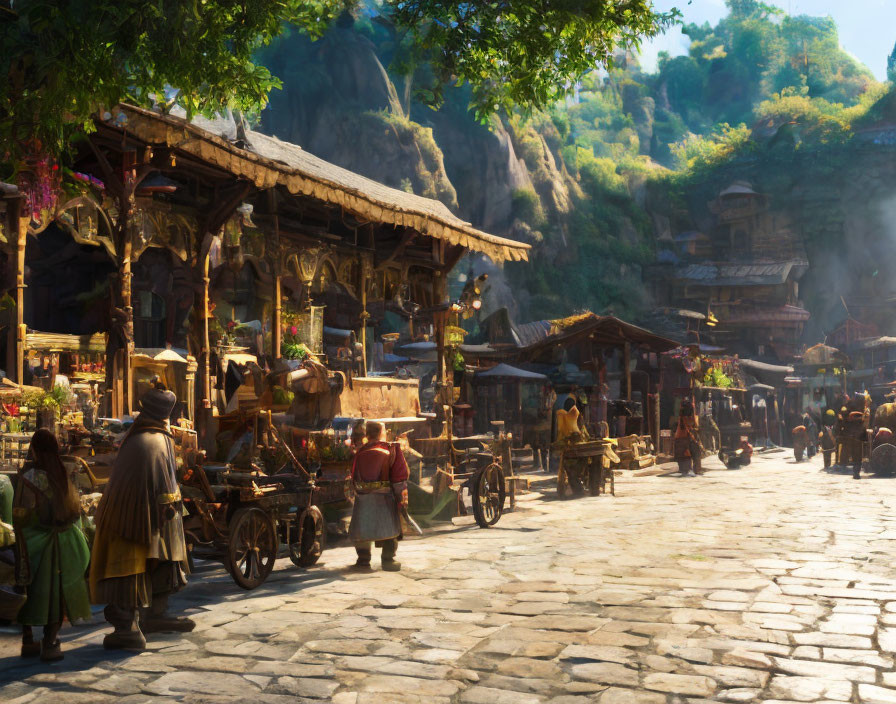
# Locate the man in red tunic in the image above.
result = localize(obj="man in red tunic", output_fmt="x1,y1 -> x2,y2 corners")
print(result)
349,421 -> 409,571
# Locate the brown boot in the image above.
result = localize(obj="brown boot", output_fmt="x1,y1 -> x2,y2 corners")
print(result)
103,604 -> 147,651
140,593 -> 195,634
21,626 -> 40,658
40,639 -> 63,662
103,630 -> 147,651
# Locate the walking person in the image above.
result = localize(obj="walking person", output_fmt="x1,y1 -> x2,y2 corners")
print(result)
674,399 -> 704,476
13,428 -> 91,661
89,387 -> 193,651
349,421 -> 409,572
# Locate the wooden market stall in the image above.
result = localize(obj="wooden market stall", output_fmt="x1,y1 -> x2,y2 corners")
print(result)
471,362 -> 550,441
5,104 -> 529,447
466,312 -> 678,450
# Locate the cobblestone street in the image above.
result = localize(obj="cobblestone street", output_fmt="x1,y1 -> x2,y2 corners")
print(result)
3,451 -> 896,704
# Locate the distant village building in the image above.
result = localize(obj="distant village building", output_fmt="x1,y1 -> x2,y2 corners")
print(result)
648,181 -> 810,362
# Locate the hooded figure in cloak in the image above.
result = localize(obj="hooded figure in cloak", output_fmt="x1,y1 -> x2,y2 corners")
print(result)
89,387 -> 193,650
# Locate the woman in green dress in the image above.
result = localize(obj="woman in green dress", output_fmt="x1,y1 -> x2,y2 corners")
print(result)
13,428 -> 91,661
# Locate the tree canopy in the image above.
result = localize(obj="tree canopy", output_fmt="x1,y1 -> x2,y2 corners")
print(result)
0,0 -> 676,168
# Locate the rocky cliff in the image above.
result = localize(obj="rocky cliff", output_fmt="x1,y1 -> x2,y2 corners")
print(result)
257,11 -> 896,338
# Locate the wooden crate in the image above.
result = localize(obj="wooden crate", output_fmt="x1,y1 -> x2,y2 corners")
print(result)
1,432 -> 32,470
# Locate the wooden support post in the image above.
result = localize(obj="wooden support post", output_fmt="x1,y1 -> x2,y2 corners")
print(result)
434,269 -> 448,386
202,251 -> 212,406
12,199 -> 26,385
121,226 -> 134,414
271,211 -> 282,360
360,259 -> 368,375
624,341 -> 632,401
273,271 -> 282,360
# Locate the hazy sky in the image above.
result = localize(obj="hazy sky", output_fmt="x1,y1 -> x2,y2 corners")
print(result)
639,0 -> 895,80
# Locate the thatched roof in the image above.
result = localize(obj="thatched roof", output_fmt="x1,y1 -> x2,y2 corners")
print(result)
801,343 -> 847,367
535,312 -> 678,354
115,105 -> 530,263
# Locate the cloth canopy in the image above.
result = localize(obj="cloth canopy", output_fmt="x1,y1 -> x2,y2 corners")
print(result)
475,363 -> 548,381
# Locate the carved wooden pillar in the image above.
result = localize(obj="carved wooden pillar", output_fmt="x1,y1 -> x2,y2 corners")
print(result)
433,268 -> 448,387
272,271 -> 282,361
202,249 -> 212,405
11,198 -> 25,384
360,256 -> 372,376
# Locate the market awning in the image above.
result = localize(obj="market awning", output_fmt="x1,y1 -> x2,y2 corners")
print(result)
475,363 -> 548,381
115,105 -> 530,264
739,359 -> 794,374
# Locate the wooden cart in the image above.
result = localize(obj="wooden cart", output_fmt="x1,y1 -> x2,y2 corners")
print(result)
451,427 -> 517,528
419,418 -> 517,529
557,440 -> 615,498
179,409 -> 348,589
179,462 -> 344,589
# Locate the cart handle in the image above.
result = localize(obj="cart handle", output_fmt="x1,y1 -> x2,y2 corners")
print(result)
265,411 -> 313,481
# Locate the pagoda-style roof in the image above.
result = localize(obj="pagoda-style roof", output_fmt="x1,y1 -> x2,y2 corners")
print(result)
674,262 -> 806,287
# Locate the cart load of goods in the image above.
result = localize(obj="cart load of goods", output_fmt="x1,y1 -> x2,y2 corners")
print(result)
612,434 -> 655,470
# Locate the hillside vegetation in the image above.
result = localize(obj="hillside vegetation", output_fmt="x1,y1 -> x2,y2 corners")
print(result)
257,0 -> 896,333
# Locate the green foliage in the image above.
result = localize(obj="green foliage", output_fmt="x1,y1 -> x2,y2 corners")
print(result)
23,385 -> 72,419
0,0 -> 346,166
511,188 -> 546,229
678,1 -> 874,127
889,41 -> 896,84
703,366 -> 734,388
1,0 -> 676,169
671,123 -> 753,172
389,1 -> 678,121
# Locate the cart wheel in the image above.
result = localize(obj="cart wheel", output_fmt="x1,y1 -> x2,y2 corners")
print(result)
226,507 -> 278,590
289,506 -> 326,568
472,463 -> 505,528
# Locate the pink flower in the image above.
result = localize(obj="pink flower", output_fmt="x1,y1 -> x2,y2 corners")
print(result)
290,325 -> 298,336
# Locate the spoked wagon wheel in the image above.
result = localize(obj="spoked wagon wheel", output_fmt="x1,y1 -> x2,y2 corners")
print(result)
227,507 -> 279,590
289,505 -> 326,568
871,443 -> 896,476
471,463 -> 506,528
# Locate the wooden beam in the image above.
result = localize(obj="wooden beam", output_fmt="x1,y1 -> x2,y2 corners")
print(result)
375,229 -> 416,268
443,244 -> 466,274
86,136 -> 124,198
203,181 -> 252,235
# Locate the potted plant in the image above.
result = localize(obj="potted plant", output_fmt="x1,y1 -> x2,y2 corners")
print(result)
24,385 -> 72,429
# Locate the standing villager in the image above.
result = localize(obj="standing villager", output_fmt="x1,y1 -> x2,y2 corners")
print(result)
349,421 -> 409,572
674,399 -> 704,476
819,408 -> 837,468
791,424 -> 810,462
835,392 -> 870,480
13,429 -> 91,661
89,388 -> 193,650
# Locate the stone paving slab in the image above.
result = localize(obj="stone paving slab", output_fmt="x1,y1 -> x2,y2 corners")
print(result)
2,452 -> 896,702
